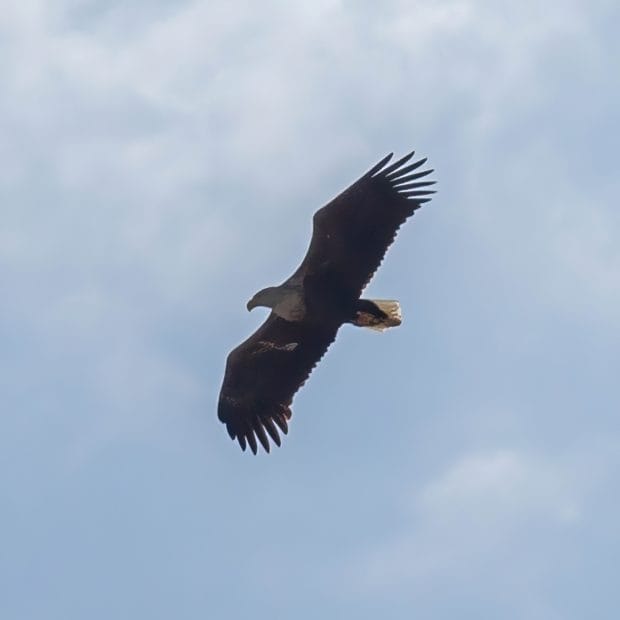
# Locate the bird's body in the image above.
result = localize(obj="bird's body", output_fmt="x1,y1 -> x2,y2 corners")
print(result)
218,151 -> 436,453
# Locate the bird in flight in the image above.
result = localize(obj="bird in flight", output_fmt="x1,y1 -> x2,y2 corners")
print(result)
217,150 -> 436,453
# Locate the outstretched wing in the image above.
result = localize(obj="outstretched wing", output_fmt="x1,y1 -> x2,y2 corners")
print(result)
218,313 -> 339,454
292,151 -> 435,297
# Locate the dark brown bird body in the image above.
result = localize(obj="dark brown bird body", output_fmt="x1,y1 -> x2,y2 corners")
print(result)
218,151 -> 436,453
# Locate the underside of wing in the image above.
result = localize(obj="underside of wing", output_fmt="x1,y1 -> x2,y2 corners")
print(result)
218,314 -> 339,454
293,151 -> 436,297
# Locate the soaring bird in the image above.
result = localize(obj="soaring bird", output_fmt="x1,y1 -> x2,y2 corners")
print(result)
217,151 -> 435,453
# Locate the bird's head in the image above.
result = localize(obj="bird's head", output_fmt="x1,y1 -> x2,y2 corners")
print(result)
246,286 -> 280,311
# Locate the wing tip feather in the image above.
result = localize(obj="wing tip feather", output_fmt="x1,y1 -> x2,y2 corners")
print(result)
372,150 -> 436,205
376,150 -> 416,177
364,153 -> 393,177
222,403 -> 292,455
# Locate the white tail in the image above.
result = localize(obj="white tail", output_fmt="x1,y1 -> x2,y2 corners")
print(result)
370,299 -> 402,330
353,299 -> 402,331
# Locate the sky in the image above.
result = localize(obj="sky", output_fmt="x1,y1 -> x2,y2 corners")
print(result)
1,0 -> 619,618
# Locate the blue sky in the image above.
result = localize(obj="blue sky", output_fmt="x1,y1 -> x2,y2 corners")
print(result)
2,1 -> 619,618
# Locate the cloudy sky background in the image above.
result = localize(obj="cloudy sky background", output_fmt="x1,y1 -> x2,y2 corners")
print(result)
2,0 -> 619,618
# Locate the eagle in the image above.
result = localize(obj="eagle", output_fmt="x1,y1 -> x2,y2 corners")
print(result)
217,150 -> 435,454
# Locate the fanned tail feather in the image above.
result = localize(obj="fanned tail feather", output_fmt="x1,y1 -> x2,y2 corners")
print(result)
353,299 -> 402,332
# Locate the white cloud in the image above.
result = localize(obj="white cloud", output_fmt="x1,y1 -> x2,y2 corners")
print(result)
1,2 -> 619,619
352,449 -> 583,593
1,0 -> 616,468
1,0 -> 616,452
419,449 -> 580,522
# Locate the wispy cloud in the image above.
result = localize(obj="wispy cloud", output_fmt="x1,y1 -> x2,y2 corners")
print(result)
345,447 -> 597,620
1,1 -> 619,619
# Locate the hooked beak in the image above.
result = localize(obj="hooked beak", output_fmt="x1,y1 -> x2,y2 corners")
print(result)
246,297 -> 257,312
